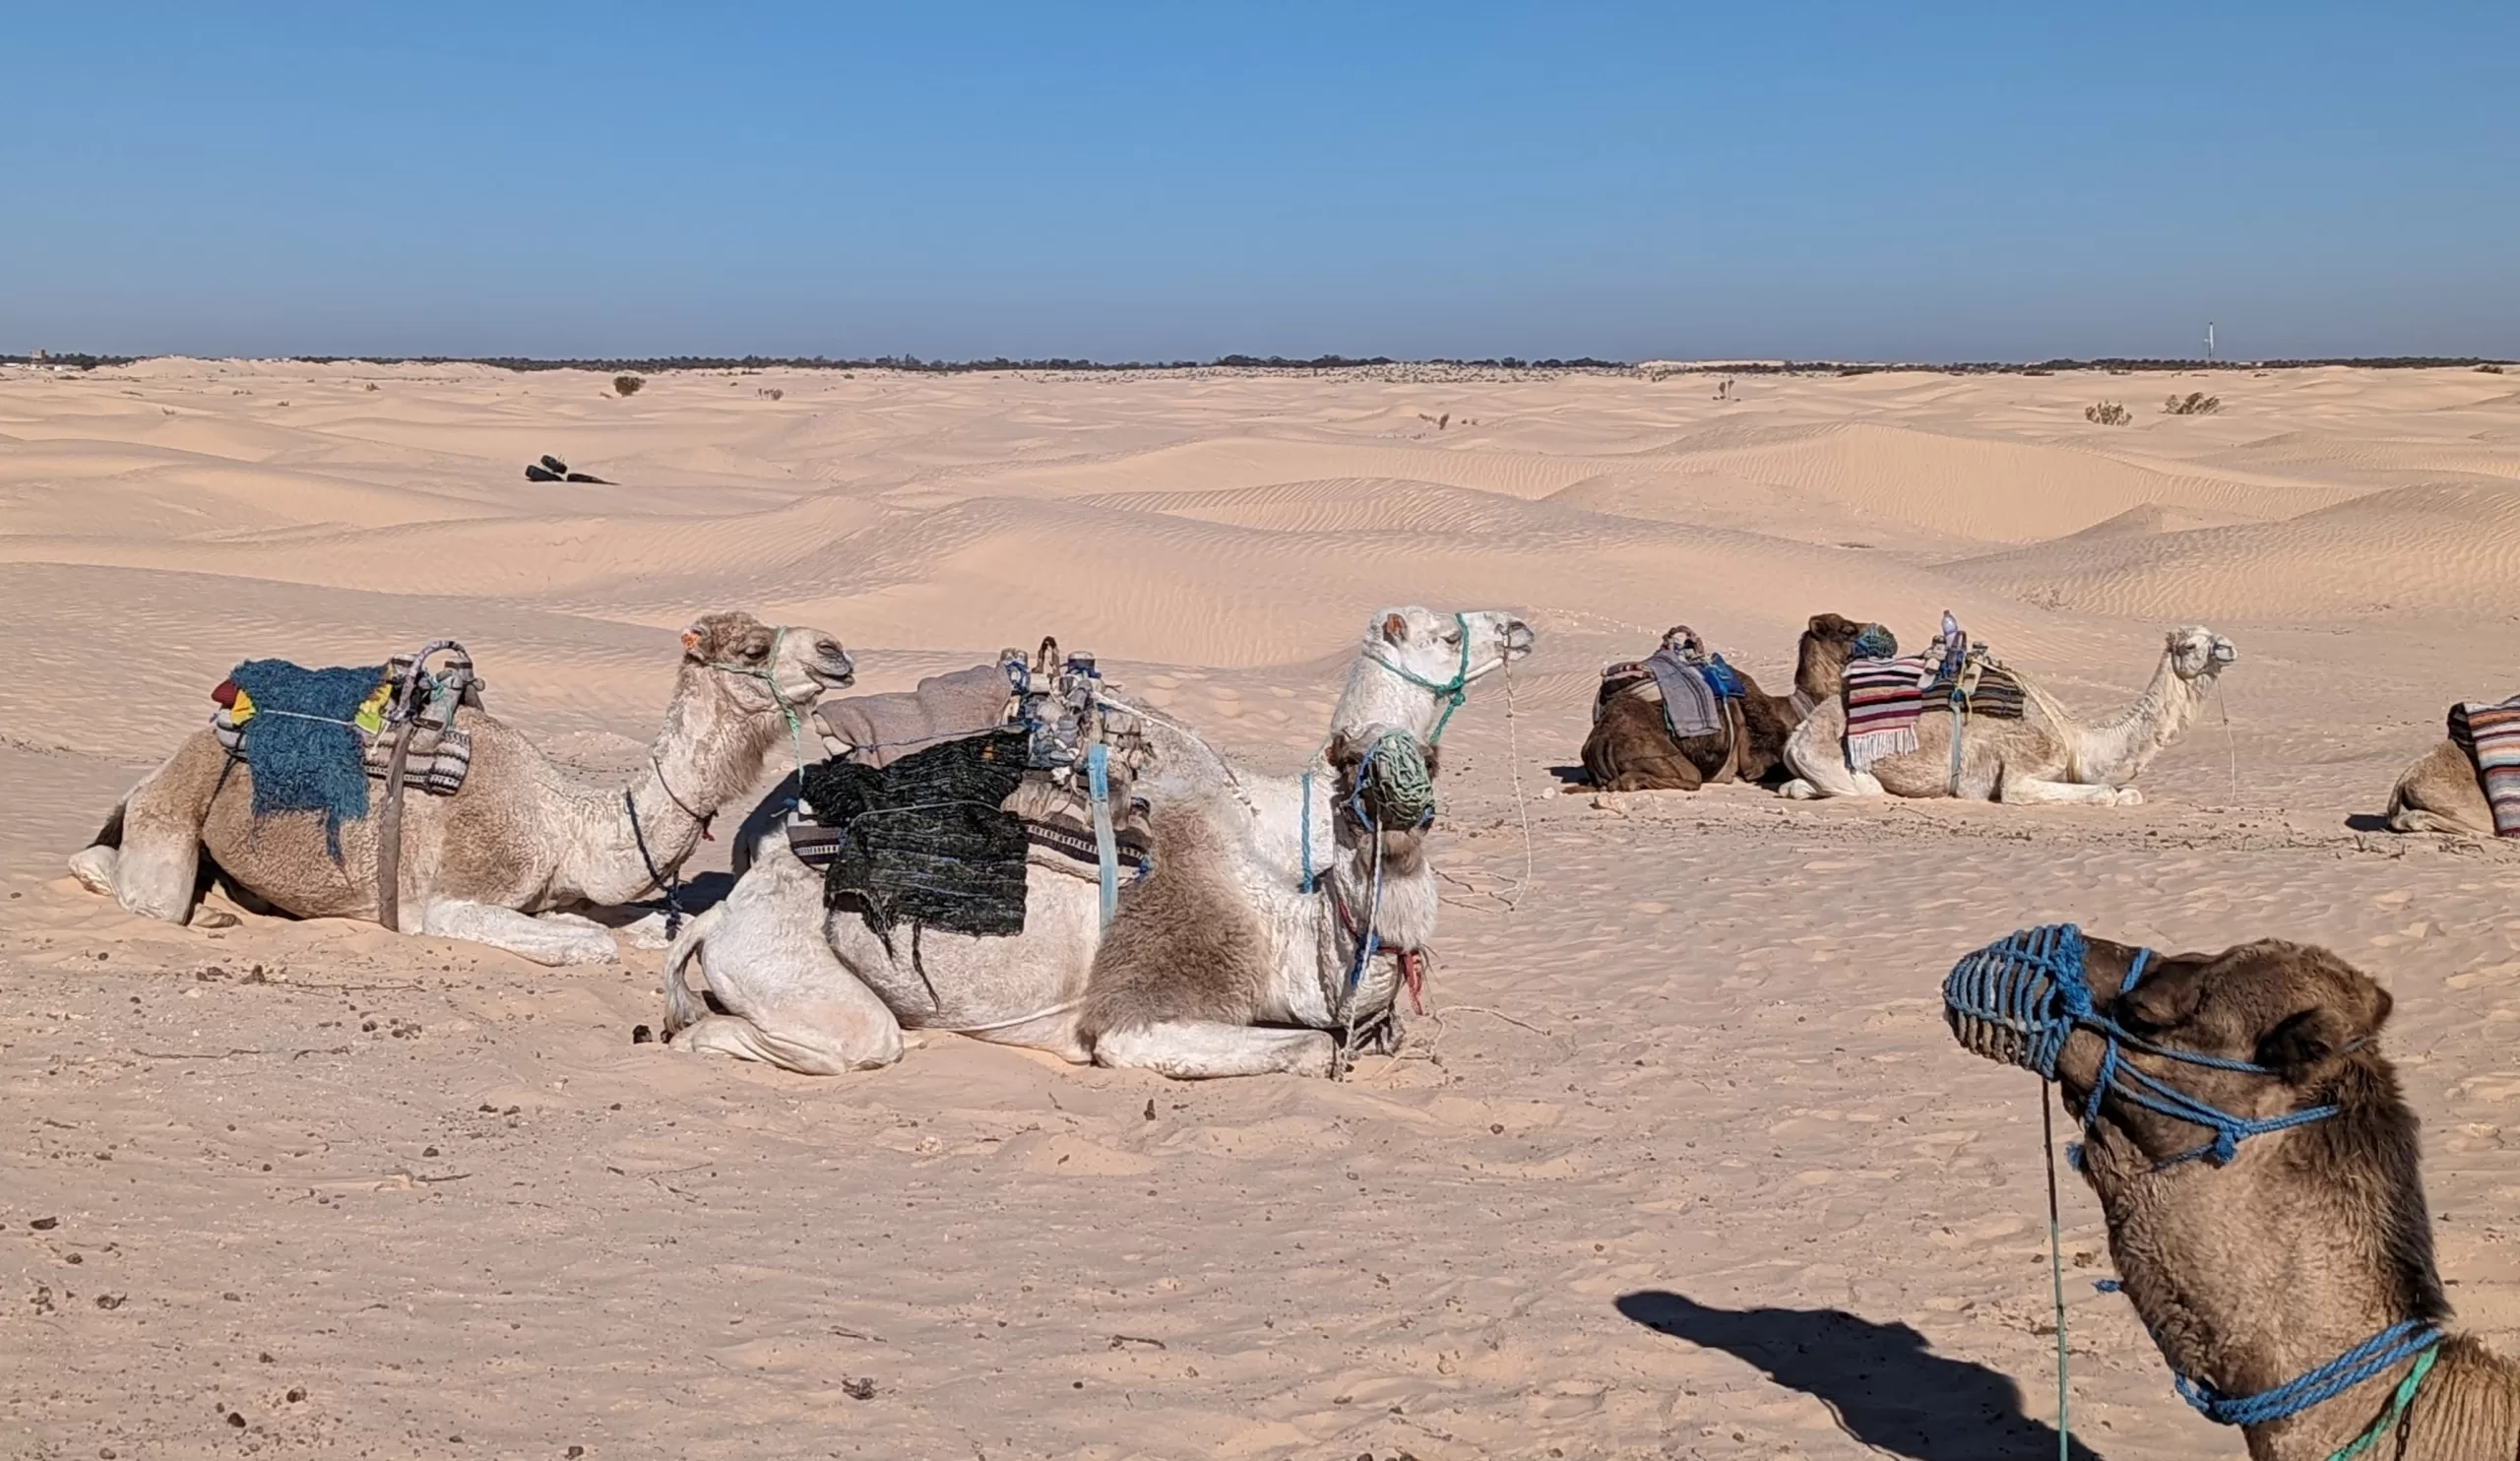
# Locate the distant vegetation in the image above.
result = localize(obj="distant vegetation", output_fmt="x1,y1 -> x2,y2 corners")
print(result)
612,374 -> 645,397
2482,363 -> 2507,374
2084,401 -> 2131,425
2163,391 -> 2221,416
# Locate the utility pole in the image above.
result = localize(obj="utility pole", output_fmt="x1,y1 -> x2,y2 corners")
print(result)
2205,322 -> 2216,364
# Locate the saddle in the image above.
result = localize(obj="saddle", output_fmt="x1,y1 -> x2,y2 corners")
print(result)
213,641 -> 485,795
1598,625 -> 1752,780
788,639 -> 1156,929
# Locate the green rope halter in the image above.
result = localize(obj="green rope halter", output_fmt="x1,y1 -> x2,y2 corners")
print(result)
1365,612 -> 1475,742
711,625 -> 810,792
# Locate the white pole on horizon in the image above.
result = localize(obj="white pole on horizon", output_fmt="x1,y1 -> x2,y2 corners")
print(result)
2205,322 -> 2215,363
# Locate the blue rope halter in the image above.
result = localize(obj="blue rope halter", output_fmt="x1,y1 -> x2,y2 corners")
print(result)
1942,922 -> 2340,1168
1946,923 -> 2439,1443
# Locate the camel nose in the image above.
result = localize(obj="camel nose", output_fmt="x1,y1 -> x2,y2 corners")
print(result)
2212,641 -> 2237,664
813,644 -> 856,687
1503,618 -> 1536,656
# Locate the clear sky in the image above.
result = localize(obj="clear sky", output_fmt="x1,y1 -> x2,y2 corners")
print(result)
5,3 -> 2512,362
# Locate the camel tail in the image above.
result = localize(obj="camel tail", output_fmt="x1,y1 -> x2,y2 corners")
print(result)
86,800 -> 127,852
662,905 -> 723,1037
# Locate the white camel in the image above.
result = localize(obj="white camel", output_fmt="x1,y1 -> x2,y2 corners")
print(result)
68,612 -> 854,966
1777,625 -> 2236,804
662,605 -> 1533,1078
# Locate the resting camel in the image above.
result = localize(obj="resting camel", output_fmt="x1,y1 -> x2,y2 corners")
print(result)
2384,739 -> 2503,839
1779,625 -> 2236,805
1947,931 -> 2520,1459
1582,613 -> 1877,792
68,612 -> 853,966
663,605 -> 1534,1078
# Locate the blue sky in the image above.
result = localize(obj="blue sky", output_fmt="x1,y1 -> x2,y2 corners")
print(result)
4,3 -> 2511,361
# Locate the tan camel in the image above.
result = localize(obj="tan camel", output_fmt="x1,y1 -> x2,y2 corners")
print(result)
1582,613 -> 1877,792
68,612 -> 854,966
1780,625 -> 2236,805
663,606 -> 1533,1077
2384,740 -> 2501,838
1949,932 -> 2520,1459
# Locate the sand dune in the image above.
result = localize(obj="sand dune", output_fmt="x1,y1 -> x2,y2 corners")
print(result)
5,359 -> 2519,1460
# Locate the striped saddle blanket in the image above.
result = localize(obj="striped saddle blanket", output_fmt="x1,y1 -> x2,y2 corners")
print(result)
1843,656 -> 1929,771
2448,696 -> 2520,837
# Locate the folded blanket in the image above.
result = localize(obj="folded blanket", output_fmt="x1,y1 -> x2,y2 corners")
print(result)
1843,657 -> 1930,771
224,659 -> 387,857
799,729 -> 1034,940
2449,696 -> 2520,837
1643,644 -> 1727,738
813,659 -> 1021,768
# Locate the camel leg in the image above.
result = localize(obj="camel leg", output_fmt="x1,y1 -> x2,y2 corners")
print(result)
1997,768 -> 2136,806
419,899 -> 620,965
100,770 -> 211,925
1093,1020 -> 1336,1080
2388,807 -> 2487,837
661,858 -> 904,1075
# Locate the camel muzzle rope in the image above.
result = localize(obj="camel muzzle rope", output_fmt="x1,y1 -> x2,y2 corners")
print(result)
1945,923 -> 2437,1459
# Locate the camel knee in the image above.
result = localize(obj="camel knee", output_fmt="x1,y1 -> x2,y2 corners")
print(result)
67,844 -> 117,897
1093,1020 -> 1336,1080
2387,807 -> 2476,837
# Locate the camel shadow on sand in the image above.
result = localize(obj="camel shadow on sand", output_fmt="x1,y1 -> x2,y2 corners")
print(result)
1615,1292 -> 2105,1461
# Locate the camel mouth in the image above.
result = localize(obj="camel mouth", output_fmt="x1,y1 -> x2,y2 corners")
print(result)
808,657 -> 856,691
2210,642 -> 2237,665
1502,620 -> 1536,659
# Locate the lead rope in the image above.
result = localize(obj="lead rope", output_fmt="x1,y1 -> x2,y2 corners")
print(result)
2043,1090 -> 2073,1461
624,788 -> 685,938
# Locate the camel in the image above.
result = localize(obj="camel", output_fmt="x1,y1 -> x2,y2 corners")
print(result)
1946,931 -> 2520,1459
662,605 -> 1534,1078
67,612 -> 854,966
1582,613 -> 1879,792
1779,625 -> 2236,805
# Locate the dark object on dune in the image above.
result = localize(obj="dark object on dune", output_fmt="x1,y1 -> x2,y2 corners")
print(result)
524,454 -> 613,484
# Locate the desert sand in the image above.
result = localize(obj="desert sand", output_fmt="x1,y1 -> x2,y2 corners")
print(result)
4,358 -> 2518,1460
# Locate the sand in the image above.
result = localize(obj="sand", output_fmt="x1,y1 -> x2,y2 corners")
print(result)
4,358 -> 2519,1460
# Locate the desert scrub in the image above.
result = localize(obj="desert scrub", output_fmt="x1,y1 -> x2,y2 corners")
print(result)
2163,390 -> 2220,415
613,374 -> 645,397
2084,402 -> 2130,425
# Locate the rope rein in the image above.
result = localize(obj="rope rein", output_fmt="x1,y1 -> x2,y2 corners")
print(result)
624,788 -> 684,939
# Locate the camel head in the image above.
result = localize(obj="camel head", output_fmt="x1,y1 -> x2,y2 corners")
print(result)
1366,605 -> 1535,687
1795,613 -> 1885,696
2166,625 -> 2238,683
678,611 -> 855,715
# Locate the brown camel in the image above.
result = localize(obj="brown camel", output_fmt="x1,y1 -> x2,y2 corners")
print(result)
1950,932 -> 2520,1459
1582,613 -> 1875,792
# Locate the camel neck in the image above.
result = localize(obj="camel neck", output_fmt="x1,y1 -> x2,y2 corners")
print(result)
2065,656 -> 2207,783
1328,655 -> 1444,746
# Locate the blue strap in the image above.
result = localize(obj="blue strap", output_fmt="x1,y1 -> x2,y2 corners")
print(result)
1087,743 -> 1116,930
1298,771 -> 1314,893
2173,1319 -> 2441,1429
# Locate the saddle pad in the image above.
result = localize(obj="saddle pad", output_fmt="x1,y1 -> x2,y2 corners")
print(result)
2449,696 -> 2520,837
1843,656 -> 1929,771
798,729 -> 1034,939
1924,656 -> 2028,721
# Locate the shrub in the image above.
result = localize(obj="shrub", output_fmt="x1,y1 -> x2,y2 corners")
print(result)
2480,363 -> 2507,375
2085,401 -> 2131,425
613,374 -> 645,397
757,386 -> 785,401
2163,391 -> 2220,415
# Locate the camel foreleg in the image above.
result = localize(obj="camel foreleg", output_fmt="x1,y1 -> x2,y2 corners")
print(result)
662,855 -> 904,1075
1996,768 -> 2141,806
418,900 -> 621,965
2387,807 -> 2489,837
1092,1020 -> 1335,1079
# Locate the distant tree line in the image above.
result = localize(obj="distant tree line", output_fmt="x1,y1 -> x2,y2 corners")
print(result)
7,351 -> 2510,376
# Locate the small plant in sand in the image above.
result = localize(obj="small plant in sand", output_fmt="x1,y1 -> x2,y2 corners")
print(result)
2084,401 -> 2130,425
757,387 -> 785,401
2162,390 -> 2220,416
364,382 -> 379,392
612,374 -> 646,398
2481,363 -> 2507,374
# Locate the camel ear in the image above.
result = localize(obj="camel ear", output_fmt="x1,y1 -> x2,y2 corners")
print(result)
680,626 -> 706,656
2255,972 -> 2391,1075
2114,951 -> 2211,1034
1381,611 -> 1412,644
